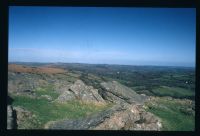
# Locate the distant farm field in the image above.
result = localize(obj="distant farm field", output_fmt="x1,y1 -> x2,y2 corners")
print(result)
151,86 -> 194,98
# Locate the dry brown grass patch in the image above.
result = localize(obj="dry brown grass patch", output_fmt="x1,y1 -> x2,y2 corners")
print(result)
9,64 -> 66,74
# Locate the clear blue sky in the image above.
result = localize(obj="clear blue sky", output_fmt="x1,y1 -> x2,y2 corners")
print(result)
9,6 -> 196,67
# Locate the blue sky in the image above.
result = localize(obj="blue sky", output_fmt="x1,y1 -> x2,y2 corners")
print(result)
9,7 -> 196,67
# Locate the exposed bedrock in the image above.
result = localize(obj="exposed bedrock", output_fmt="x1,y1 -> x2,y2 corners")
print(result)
56,80 -> 105,103
8,71 -> 161,130
7,105 -> 15,129
45,103 -> 162,130
100,81 -> 148,104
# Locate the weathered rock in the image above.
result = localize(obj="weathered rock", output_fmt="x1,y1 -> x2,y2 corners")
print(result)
56,80 -> 105,103
13,106 -> 40,129
54,84 -> 72,94
100,81 -> 148,104
45,103 -> 162,130
93,104 -> 162,130
7,105 -> 15,129
53,80 -> 73,94
8,72 -> 43,94
56,90 -> 76,103
70,80 -> 96,101
99,90 -> 128,104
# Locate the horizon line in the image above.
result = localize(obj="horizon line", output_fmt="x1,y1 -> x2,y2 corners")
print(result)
8,61 -> 195,68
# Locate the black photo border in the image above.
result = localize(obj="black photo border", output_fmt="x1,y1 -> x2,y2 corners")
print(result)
0,0 -> 199,136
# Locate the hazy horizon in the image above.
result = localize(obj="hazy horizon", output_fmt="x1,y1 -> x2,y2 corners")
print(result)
9,7 -> 196,67
8,61 -> 195,68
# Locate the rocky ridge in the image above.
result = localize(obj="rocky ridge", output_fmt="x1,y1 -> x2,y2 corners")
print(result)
45,103 -> 162,130
8,66 -> 162,130
45,80 -> 162,130
100,81 -> 148,104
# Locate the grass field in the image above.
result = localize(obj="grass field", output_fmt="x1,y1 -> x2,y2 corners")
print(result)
34,86 -> 59,100
151,86 -> 194,98
145,97 -> 195,131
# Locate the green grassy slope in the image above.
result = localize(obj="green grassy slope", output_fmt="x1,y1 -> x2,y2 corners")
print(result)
10,83 -> 111,129
145,97 -> 195,131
